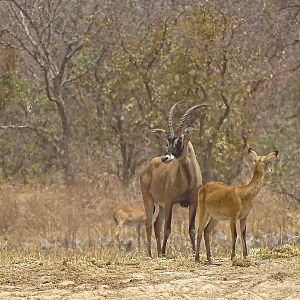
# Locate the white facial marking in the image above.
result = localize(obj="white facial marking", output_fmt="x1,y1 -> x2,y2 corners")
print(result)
268,164 -> 273,172
165,154 -> 175,162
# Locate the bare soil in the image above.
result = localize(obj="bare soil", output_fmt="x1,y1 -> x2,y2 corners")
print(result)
0,253 -> 299,300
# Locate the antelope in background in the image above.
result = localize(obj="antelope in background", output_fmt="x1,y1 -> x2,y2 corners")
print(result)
140,101 -> 210,257
195,148 -> 279,263
113,204 -> 146,251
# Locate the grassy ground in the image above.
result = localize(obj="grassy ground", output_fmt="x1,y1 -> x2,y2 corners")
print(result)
0,182 -> 299,299
0,245 -> 299,299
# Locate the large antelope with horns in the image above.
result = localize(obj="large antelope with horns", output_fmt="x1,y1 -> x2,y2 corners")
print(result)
140,101 -> 210,257
195,148 -> 279,263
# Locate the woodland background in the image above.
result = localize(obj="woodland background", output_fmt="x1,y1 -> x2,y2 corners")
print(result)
0,0 -> 299,250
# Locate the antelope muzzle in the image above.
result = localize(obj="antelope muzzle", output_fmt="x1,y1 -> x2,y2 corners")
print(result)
161,154 -> 175,163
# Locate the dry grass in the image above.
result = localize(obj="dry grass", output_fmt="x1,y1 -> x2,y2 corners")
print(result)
0,179 -> 299,299
0,179 -> 299,256
0,244 -> 298,293
250,244 -> 300,259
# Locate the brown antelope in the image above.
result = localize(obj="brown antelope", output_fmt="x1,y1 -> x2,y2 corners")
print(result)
113,204 -> 146,250
195,148 -> 279,263
140,101 -> 210,257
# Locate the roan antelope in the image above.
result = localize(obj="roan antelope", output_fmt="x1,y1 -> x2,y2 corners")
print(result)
140,101 -> 210,257
195,148 -> 279,263
113,204 -> 146,251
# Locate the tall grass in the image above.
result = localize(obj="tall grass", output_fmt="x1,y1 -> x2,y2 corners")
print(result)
0,178 -> 299,258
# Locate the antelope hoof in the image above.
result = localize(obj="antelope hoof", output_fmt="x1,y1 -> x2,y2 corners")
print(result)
207,257 -> 214,264
231,256 -> 237,265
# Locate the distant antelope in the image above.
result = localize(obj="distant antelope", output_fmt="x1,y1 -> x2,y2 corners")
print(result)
195,148 -> 279,263
140,101 -> 210,257
113,204 -> 146,250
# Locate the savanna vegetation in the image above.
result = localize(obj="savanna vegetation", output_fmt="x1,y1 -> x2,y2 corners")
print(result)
0,1 -> 299,298
0,0 -> 299,253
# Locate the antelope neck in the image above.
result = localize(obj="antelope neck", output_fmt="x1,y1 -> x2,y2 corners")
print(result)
177,141 -> 192,160
177,142 -> 197,187
243,165 -> 265,200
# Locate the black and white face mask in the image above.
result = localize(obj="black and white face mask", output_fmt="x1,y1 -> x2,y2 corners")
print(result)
161,136 -> 184,163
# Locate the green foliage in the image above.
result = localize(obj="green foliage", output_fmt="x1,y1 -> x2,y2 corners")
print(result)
0,1 -> 298,195
0,46 -> 16,109
0,133 -> 17,178
256,83 -> 300,198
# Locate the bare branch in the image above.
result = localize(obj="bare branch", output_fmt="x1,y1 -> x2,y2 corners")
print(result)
0,72 -> 15,80
0,124 -> 60,152
40,0 -> 63,40
10,0 -> 40,39
0,40 -> 23,50
8,1 -> 57,74
137,23 -> 151,48
219,51 -> 228,81
62,47 -> 107,86
279,4 -> 300,11
42,69 -> 58,103
285,108 -> 300,120
147,17 -> 169,71
121,40 -> 140,72
57,40 -> 84,84
120,41 -> 154,102
1,26 -> 36,59
216,93 -> 230,131
291,62 -> 300,72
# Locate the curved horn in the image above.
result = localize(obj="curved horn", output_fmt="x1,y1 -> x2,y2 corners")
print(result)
168,100 -> 186,138
151,128 -> 167,140
176,104 -> 211,134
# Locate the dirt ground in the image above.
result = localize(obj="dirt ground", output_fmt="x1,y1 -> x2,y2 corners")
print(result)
0,252 -> 299,300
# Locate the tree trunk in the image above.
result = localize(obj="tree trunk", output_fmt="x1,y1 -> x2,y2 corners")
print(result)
54,90 -> 73,182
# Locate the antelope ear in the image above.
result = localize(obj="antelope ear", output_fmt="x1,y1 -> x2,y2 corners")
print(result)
151,128 -> 167,140
248,148 -> 258,160
183,127 -> 194,136
266,150 -> 279,161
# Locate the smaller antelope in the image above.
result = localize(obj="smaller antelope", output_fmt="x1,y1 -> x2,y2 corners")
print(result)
113,204 -> 146,251
195,148 -> 279,263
